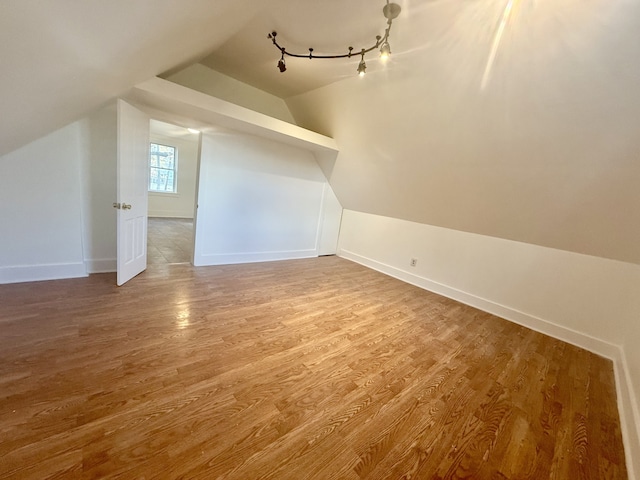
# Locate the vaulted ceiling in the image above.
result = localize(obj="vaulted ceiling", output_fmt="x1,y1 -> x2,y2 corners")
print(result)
2,0 -> 640,263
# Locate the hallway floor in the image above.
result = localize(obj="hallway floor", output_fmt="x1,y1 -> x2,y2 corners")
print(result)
147,217 -> 193,265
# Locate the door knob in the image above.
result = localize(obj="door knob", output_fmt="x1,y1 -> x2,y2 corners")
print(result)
122,203 -> 132,210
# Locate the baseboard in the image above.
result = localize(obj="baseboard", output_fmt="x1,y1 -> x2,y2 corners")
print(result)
194,249 -> 318,267
614,349 -> 640,480
340,249 -> 618,355
85,258 -> 116,274
147,212 -> 193,219
0,262 -> 87,284
339,249 -> 639,479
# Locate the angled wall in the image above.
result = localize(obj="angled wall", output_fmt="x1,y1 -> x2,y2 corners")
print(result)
165,64 -> 296,124
0,122 -> 87,283
194,130 -> 341,266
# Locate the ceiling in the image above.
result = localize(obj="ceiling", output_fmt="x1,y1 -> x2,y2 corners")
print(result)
2,0 -> 639,264
4,0 -> 635,154
0,0 -> 260,157
150,119 -> 197,139
196,0 -> 419,98
176,0 -> 638,101
0,0 -> 432,155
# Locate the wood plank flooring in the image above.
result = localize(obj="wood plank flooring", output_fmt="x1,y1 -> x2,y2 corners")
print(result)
0,257 -> 628,479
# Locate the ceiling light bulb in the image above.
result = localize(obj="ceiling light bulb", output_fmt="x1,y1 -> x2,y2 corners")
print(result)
277,58 -> 286,72
380,41 -> 391,60
357,58 -> 367,76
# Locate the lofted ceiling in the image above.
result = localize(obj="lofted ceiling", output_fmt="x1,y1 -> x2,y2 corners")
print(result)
0,0 -> 413,156
2,0 -> 640,264
0,0 -> 259,157
4,0 -> 637,150
178,0 -> 640,104
196,0 -> 416,98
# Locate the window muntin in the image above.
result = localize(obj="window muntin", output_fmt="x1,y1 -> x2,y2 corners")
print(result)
149,143 -> 177,193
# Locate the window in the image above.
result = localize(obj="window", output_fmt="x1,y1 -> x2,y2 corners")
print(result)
149,143 -> 177,193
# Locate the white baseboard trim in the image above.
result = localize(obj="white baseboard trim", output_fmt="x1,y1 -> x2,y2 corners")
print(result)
85,258 -> 116,274
614,349 -> 640,480
194,249 -> 318,267
340,250 -> 618,355
339,249 -> 639,479
0,262 -> 87,285
147,212 -> 193,219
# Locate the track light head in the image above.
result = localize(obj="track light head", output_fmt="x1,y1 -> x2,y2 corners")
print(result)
357,58 -> 367,76
380,41 -> 391,60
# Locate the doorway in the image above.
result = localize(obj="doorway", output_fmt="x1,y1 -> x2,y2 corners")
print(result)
146,119 -> 200,265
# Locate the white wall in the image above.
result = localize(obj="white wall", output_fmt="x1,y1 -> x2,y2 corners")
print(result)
0,98 -> 340,283
80,103 -> 118,273
284,0 -> 640,267
338,209 -> 640,478
317,184 -> 343,256
148,131 -> 198,219
0,122 -> 87,283
166,64 -> 296,124
194,130 -> 341,266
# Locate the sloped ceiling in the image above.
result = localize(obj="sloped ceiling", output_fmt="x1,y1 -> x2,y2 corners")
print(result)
0,0 -> 408,156
198,0 -> 408,98
199,0 -> 640,264
0,0 -> 264,156
2,0 -> 640,264
281,0 -> 640,264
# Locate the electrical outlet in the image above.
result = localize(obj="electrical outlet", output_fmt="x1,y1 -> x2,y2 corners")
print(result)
410,258 -> 418,267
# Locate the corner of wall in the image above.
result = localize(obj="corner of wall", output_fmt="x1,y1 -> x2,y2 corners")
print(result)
614,349 -> 640,480
84,259 -> 116,274
339,247 -> 640,479
336,210 -> 640,478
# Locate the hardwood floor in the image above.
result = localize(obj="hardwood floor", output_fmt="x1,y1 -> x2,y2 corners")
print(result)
0,257 -> 628,479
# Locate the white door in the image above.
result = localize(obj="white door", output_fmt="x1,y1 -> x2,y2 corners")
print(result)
116,99 -> 150,286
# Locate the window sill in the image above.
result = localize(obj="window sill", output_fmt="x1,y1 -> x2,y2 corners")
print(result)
149,191 -> 180,197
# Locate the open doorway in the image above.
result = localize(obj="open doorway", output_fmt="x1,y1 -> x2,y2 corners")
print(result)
146,119 -> 199,265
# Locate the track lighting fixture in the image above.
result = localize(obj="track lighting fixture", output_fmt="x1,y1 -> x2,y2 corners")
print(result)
268,0 -> 401,76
